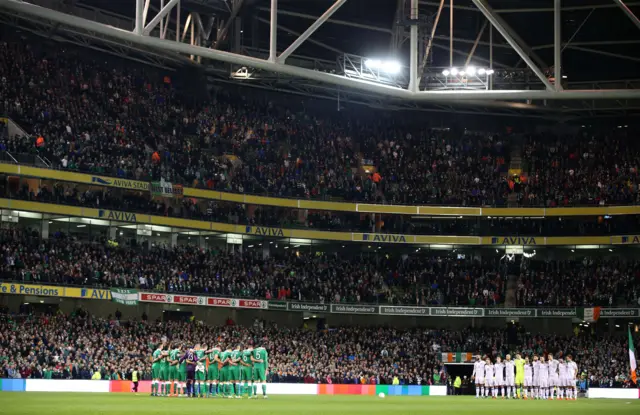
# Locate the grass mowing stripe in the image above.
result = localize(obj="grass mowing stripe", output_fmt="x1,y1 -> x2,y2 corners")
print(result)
0,393 -> 638,415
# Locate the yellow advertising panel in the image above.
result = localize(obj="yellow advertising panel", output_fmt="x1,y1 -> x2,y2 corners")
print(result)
0,282 -> 63,297
2,198 -> 640,247
5,162 -> 640,217
65,287 -> 112,300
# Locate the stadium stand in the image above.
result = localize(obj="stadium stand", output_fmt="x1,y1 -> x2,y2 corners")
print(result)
1,26 -> 640,398
1,225 -> 639,308
2,37 -> 639,208
0,311 -> 636,388
0,227 -> 505,306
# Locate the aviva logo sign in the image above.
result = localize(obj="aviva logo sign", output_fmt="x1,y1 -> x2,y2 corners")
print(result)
362,234 -> 407,243
491,236 -> 538,245
245,226 -> 285,237
91,176 -> 149,191
98,210 -> 138,222
621,235 -> 640,244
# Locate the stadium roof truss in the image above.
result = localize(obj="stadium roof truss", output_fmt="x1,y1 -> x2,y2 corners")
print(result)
1,0 -> 640,120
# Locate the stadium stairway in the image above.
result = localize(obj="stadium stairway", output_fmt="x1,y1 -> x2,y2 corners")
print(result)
504,274 -> 519,307
507,145 -> 523,208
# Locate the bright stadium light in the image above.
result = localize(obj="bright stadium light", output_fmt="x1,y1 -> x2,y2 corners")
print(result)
486,69 -> 495,75
442,69 -> 450,76
478,68 -> 486,75
381,61 -> 401,74
364,58 -> 381,69
466,66 -> 476,76
365,58 -> 401,74
450,67 -> 459,76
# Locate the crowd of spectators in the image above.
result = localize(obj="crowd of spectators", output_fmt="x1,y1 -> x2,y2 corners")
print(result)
0,227 -> 503,307
515,258 -> 640,307
0,311 -> 637,388
1,34 -> 510,206
2,225 -> 640,307
518,130 -> 640,207
3,34 -> 640,210
7,179 -> 640,237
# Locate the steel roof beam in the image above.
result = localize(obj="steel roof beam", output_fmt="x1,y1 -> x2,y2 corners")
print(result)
257,7 -> 392,34
256,17 -> 344,56
143,0 -> 179,36
2,0 -> 640,101
419,1 -> 640,13
566,45 -> 640,63
213,0 -> 243,49
532,39 -> 640,50
470,0 -> 553,90
614,0 -> 640,31
277,0 -> 347,63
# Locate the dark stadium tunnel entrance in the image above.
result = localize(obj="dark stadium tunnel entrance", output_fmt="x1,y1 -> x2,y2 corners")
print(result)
443,363 -> 474,395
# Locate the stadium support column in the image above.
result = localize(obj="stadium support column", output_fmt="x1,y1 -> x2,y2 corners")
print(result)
408,0 -> 419,93
135,0 -> 144,34
171,232 -> 178,248
489,24 -> 493,90
449,0 -> 453,68
269,0 -> 277,62
109,226 -> 117,240
554,0 -> 562,91
41,218 -> 49,240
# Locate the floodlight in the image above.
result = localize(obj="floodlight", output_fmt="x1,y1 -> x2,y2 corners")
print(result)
478,68 -> 486,75
364,59 -> 381,69
450,67 -> 458,75
442,69 -> 450,76
466,66 -> 476,76
486,69 -> 495,75
459,71 -> 466,76
381,61 -> 401,74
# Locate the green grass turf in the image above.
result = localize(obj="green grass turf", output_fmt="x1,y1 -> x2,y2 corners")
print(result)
0,393 -> 639,415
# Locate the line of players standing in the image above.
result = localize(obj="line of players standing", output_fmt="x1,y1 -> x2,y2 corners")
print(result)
472,353 -> 579,400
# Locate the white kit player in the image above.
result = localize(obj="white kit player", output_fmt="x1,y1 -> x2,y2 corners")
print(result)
494,357 -> 505,398
472,355 -> 486,398
504,354 -> 516,399
523,357 -> 533,399
538,356 -> 549,400
558,358 -> 568,400
566,355 -> 578,400
484,358 -> 495,398
532,355 -> 541,399
548,353 -> 560,400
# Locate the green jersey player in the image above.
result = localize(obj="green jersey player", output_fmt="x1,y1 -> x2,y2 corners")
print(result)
229,346 -> 242,398
251,346 -> 268,398
178,347 -> 187,396
220,348 -> 232,397
195,345 -> 206,397
151,343 -> 165,396
240,347 -> 254,398
168,346 -> 182,397
205,346 -> 222,397
160,345 -> 170,396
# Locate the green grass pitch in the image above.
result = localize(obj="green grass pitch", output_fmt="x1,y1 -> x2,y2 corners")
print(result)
0,393 -> 639,415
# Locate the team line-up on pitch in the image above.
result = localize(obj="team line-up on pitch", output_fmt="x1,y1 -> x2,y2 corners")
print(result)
472,353 -> 579,401
150,342 -> 269,399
